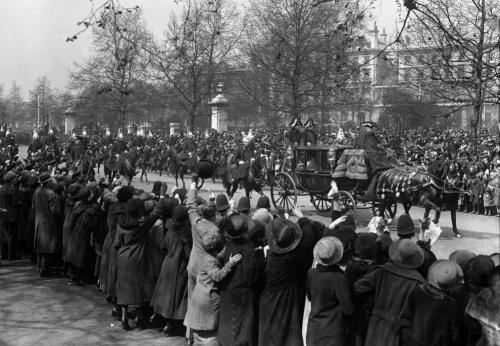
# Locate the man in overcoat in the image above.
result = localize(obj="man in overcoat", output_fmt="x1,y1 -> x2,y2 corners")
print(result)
33,172 -> 61,276
354,239 -> 425,346
0,171 -> 22,260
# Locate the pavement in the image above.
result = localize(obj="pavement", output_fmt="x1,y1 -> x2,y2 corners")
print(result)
0,158 -> 499,345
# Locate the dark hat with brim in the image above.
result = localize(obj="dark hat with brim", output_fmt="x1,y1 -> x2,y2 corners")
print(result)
225,213 -> 248,239
314,236 -> 344,266
39,172 -> 52,184
237,196 -> 251,212
397,214 -> 415,236
3,171 -> 17,183
173,205 -> 189,226
428,260 -> 464,291
266,218 -> 302,254
215,193 -> 230,212
389,239 -> 425,269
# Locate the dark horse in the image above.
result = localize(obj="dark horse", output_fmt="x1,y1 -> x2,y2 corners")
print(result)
166,147 -> 215,189
104,151 -> 136,185
376,166 -> 468,235
220,156 -> 265,199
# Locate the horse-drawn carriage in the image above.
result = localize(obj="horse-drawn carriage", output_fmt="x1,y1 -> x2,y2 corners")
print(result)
270,143 -> 398,220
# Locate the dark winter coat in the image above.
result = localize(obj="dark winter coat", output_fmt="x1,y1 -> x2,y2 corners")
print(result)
62,196 -> 78,262
306,264 -> 354,346
66,200 -> 102,268
218,237 -> 258,346
17,186 -> 33,247
354,262 -> 425,346
33,186 -> 61,254
0,183 -> 21,223
258,217 -> 322,346
115,206 -> 162,306
345,258 -> 376,346
151,219 -> 192,320
401,284 -> 460,346
99,202 -> 127,296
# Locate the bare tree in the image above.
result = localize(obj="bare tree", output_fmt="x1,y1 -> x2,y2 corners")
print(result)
397,0 -> 500,148
242,0 -> 370,121
146,0 -> 242,128
69,6 -> 150,127
6,81 -> 26,127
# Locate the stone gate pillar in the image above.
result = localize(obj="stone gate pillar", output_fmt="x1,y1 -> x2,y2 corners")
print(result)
209,82 -> 229,132
64,104 -> 76,135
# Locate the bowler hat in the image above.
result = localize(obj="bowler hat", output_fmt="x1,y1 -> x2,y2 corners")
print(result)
116,186 -> 134,203
397,214 -> 415,236
39,172 -> 52,184
126,199 -> 144,217
314,236 -> 344,266
266,218 -> 302,254
173,205 -> 189,226
237,196 -> 251,212
76,187 -> 91,200
151,181 -> 162,195
3,171 -> 17,183
215,194 -> 229,212
428,260 -> 464,291
388,239 -> 424,269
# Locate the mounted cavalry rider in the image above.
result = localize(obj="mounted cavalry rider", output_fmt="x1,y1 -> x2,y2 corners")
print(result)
102,128 -> 114,147
28,130 -> 43,156
66,133 -> 86,165
112,129 -> 127,154
44,127 -> 58,146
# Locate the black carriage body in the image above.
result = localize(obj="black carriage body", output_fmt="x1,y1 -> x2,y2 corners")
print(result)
292,144 -> 354,194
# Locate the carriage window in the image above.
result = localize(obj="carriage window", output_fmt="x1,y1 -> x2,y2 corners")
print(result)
319,151 -> 330,171
306,151 -> 318,171
296,150 -> 306,171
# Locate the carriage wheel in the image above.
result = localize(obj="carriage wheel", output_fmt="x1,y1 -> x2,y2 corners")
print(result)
310,194 -> 332,213
331,191 -> 356,220
372,198 -> 397,221
271,172 -> 297,211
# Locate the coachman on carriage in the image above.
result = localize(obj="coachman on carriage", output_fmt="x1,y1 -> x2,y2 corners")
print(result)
272,121 -> 468,227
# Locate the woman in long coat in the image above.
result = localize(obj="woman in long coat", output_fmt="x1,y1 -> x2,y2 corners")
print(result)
62,184 -> 81,271
218,214 -> 258,346
258,215 -> 323,346
150,205 -> 192,335
99,186 -> 133,311
33,173 -> 61,276
115,197 -> 165,330
66,186 -> 103,284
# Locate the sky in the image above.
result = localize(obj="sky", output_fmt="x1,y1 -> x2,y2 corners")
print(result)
0,0 -> 400,98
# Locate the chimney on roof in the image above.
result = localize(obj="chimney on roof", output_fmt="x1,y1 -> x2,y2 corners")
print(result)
372,22 -> 379,49
380,28 -> 387,45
